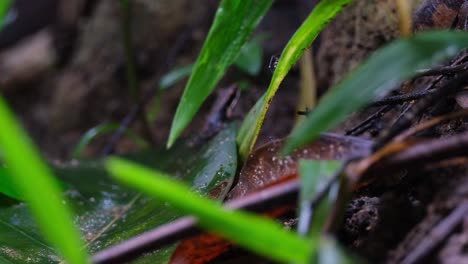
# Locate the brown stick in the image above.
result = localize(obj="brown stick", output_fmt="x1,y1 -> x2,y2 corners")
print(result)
368,132 -> 468,176
401,201 -> 468,264
92,180 -> 300,264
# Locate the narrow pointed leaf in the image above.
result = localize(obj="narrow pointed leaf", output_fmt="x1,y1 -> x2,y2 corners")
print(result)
237,0 -> 351,160
106,158 -> 313,264
0,97 -> 89,264
284,31 -> 468,153
167,0 -> 273,148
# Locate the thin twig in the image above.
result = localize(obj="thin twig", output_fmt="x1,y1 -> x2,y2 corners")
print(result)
101,28 -> 194,155
119,0 -> 154,146
369,89 -> 438,107
374,71 -> 468,150
345,106 -> 392,136
370,132 -> 468,175
401,202 -> 468,264
101,106 -> 139,156
92,180 -> 300,264
394,109 -> 468,142
414,61 -> 468,79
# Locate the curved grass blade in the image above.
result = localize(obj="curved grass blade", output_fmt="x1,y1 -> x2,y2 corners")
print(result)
167,0 -> 273,148
284,31 -> 468,153
159,64 -> 194,90
106,158 -> 313,264
237,0 -> 352,160
0,97 -> 89,264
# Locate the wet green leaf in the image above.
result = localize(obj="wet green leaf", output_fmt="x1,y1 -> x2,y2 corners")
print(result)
237,0 -> 351,160
0,97 -> 89,264
284,31 -> 468,153
167,0 -> 273,148
0,126 -> 237,263
106,158 -> 312,264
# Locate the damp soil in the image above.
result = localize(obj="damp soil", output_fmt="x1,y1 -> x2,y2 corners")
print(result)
1,0 -> 468,263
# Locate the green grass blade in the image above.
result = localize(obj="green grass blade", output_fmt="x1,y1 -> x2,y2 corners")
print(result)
283,31 -> 468,153
319,236 -> 361,264
299,160 -> 341,203
167,0 -> 273,148
106,157 -> 312,264
0,166 -> 22,200
159,64 -> 194,90
298,160 -> 341,237
237,0 -> 351,160
0,0 -> 12,29
0,97 -> 89,264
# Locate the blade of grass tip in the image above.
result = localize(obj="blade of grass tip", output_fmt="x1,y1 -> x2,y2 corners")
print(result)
167,0 -> 274,148
236,0 -> 352,160
159,64 -> 194,90
106,157 -> 313,264
0,97 -> 89,264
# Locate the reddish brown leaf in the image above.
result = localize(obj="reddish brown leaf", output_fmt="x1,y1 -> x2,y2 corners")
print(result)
169,134 -> 371,264
227,133 -> 371,199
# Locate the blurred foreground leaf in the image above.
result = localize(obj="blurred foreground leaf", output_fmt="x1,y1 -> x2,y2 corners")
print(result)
319,236 -> 360,264
0,97 -> 89,264
0,126 -> 237,263
0,0 -> 12,29
106,158 -> 312,264
298,160 -> 341,236
0,166 -> 22,200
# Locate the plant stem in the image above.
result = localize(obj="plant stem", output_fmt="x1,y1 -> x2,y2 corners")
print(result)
119,0 -> 154,146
